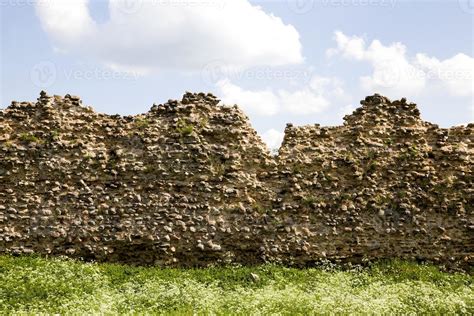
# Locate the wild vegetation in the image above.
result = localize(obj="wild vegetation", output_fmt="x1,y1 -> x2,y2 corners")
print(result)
0,255 -> 472,315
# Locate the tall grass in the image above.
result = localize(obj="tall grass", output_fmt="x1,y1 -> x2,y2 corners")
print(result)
0,255 -> 472,315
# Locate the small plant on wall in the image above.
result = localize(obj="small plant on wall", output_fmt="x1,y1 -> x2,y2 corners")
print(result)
176,118 -> 194,136
18,132 -> 44,144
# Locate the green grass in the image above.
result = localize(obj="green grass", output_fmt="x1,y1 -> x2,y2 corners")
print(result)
134,117 -> 150,129
0,256 -> 472,315
176,118 -> 194,136
18,133 -> 43,144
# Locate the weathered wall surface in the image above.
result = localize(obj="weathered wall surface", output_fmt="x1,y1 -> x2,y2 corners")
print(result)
0,92 -> 472,267
273,95 -> 473,266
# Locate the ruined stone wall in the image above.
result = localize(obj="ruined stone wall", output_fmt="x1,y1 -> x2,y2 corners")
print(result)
0,92 -> 472,267
273,95 -> 473,266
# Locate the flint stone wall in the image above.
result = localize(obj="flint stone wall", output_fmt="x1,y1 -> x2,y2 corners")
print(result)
0,92 -> 472,267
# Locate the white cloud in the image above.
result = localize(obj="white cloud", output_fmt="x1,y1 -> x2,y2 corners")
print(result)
261,128 -> 284,150
216,75 -> 348,116
327,31 -> 365,60
470,100 -> 474,123
309,76 -> 347,99
36,0 -> 303,74
339,104 -> 357,117
216,79 -> 280,116
35,0 -> 96,46
328,31 -> 474,99
278,88 -> 329,115
415,53 -> 474,97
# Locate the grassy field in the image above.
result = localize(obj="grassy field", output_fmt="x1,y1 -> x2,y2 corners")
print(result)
0,255 -> 472,315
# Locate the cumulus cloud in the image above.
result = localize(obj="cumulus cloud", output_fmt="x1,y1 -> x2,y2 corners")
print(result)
415,53 -> 474,97
35,0 -> 303,74
339,104 -> 357,117
328,31 -> 474,98
216,79 -> 280,116
217,75 -> 349,116
278,88 -> 329,115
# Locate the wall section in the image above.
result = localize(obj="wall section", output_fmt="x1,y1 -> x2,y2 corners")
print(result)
0,92 -> 472,267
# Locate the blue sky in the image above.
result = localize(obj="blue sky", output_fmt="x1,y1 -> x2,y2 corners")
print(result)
1,0 -> 473,148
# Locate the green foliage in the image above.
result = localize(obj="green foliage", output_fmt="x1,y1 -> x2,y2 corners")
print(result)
0,256 -> 472,315
251,202 -> 266,214
50,130 -> 60,141
208,155 -> 225,176
302,196 -> 319,207
198,117 -> 208,129
18,133 -> 43,144
367,160 -> 378,173
135,117 -> 150,130
408,144 -> 420,157
292,163 -> 305,174
144,164 -> 158,174
384,138 -> 394,146
366,149 -> 377,161
399,145 -> 422,161
342,152 -> 354,163
362,150 -> 379,177
176,119 -> 194,136
3,141 -> 13,149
